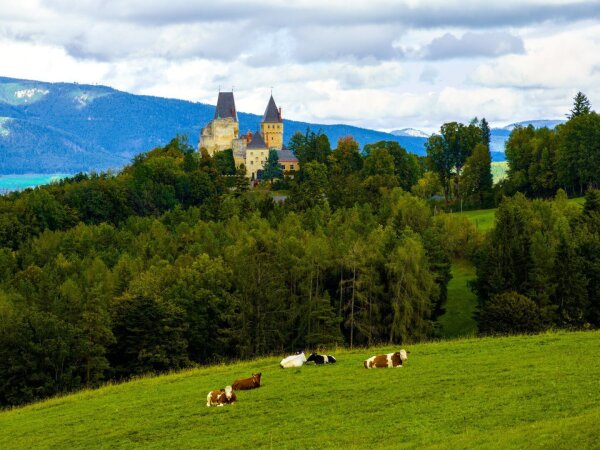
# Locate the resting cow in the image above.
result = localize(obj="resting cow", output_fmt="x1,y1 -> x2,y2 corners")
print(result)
232,373 -> 261,390
206,386 -> 237,407
364,350 -> 409,369
280,352 -> 307,368
306,353 -> 337,364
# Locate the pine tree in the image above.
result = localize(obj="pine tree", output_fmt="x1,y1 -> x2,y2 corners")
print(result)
262,150 -> 283,183
480,118 -> 491,150
568,91 -> 591,119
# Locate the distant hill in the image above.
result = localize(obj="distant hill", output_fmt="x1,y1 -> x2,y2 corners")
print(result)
502,119 -> 565,131
0,76 -> 428,174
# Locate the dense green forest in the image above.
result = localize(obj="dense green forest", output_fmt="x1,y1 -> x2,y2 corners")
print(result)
0,135 -> 464,407
1,93 -> 599,408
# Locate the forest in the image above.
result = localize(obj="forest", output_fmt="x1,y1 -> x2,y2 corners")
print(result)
0,93 -> 598,407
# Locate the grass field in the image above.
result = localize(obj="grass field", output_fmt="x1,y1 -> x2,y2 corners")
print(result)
454,196 -> 585,233
1,331 -> 599,449
438,260 -> 478,339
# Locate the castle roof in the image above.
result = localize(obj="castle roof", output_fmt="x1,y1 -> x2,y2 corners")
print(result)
214,92 -> 237,121
247,131 -> 267,149
262,95 -> 282,123
278,149 -> 298,162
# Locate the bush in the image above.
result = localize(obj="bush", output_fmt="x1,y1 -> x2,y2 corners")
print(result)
478,292 -> 546,335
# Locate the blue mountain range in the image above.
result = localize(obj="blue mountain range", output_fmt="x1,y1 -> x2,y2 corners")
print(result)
0,76 -> 565,174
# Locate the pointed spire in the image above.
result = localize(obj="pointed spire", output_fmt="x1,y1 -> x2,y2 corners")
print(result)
262,95 -> 281,123
214,92 -> 237,121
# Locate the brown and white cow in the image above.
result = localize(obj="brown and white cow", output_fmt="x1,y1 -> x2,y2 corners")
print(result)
232,373 -> 261,390
364,350 -> 409,369
206,386 -> 237,407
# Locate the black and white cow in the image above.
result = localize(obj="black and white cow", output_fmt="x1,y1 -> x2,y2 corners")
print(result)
306,352 -> 337,365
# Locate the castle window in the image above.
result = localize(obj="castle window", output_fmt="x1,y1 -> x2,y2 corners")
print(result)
290,164 -> 295,170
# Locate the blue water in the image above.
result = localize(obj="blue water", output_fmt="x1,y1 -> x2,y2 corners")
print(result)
0,174 -> 71,192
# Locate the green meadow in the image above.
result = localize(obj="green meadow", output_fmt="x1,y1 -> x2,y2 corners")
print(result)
1,331 -> 599,449
438,260 -> 478,339
452,196 -> 585,233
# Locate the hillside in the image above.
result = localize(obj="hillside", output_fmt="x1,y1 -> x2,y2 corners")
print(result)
1,331 -> 598,449
0,76 -> 427,174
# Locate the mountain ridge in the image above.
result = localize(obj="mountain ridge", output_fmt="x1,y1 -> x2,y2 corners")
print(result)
0,76 -> 429,174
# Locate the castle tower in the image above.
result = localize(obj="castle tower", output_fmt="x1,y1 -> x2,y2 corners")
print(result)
260,95 -> 283,150
198,92 -> 240,156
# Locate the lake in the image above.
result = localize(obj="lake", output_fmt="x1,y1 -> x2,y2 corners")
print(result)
0,174 -> 71,193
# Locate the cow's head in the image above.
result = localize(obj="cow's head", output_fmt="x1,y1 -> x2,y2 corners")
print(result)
306,353 -> 317,363
252,373 -> 262,383
225,386 -> 233,400
300,352 -> 307,362
399,349 -> 408,362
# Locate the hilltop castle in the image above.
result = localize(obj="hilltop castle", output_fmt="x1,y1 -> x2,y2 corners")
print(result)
198,92 -> 298,180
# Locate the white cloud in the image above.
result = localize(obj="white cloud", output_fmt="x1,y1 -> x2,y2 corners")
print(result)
1,0 -> 600,132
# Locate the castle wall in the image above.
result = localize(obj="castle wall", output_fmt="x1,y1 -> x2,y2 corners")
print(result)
198,117 -> 239,156
246,148 -> 269,180
232,138 -> 247,168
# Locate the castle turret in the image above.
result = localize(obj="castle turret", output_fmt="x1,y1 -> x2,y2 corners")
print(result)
198,92 -> 239,156
260,95 -> 283,150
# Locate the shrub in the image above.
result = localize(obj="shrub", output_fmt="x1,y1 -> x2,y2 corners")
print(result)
478,292 -> 545,335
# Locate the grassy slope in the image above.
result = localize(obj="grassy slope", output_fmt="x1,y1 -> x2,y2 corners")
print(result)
438,260 -> 478,339
1,331 -> 599,449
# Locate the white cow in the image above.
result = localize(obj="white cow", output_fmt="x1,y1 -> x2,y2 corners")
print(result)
279,352 -> 307,368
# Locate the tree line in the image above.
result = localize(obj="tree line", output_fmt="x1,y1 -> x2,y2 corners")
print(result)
474,190 -> 600,333
501,92 -> 600,198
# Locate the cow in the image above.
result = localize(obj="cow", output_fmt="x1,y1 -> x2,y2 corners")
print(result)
206,386 -> 237,407
364,350 -> 409,369
306,353 -> 337,365
279,352 -> 307,368
232,373 -> 262,390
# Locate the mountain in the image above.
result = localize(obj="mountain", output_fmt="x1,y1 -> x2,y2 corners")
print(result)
390,127 -> 430,138
0,76 -> 428,174
502,119 -> 565,131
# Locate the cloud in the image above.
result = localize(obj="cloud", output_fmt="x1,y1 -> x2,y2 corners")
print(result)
4,1 -> 599,65
39,0 -> 600,29
419,67 -> 439,83
420,31 -> 525,60
2,0 -> 600,133
472,25 -> 600,90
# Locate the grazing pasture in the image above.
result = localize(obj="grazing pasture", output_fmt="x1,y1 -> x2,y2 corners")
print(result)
1,331 -> 599,449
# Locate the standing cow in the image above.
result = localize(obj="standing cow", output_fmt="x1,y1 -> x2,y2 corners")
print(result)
206,386 -> 237,407
306,353 -> 337,364
364,350 -> 409,368
232,373 -> 262,390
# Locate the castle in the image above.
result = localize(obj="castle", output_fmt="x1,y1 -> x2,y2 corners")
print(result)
198,92 -> 299,180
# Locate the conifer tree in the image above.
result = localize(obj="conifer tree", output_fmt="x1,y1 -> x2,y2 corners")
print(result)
480,118 -> 491,150
262,150 -> 283,183
568,91 -> 591,119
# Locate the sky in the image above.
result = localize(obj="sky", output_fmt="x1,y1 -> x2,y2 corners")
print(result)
1,0 -> 600,132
